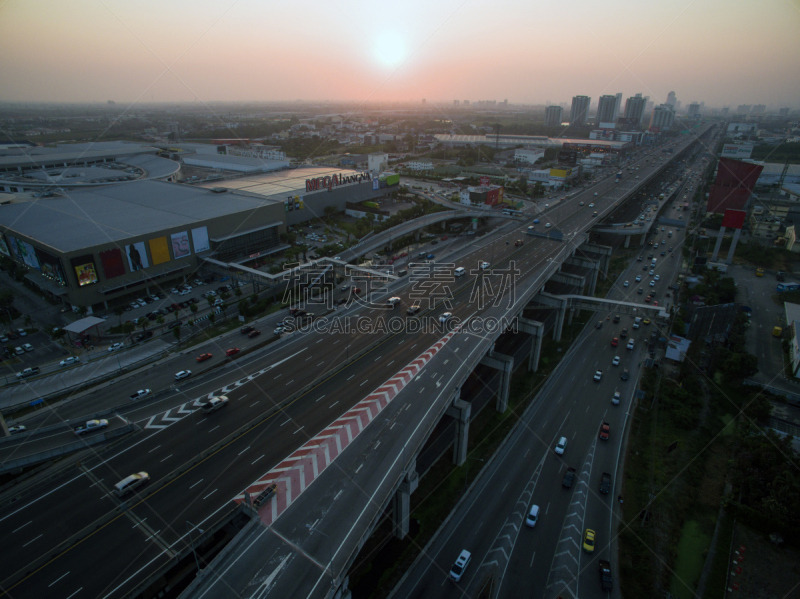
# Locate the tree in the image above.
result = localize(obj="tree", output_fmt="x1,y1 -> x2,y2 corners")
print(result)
156,315 -> 164,327
190,303 -> 198,317
172,325 -> 181,344
114,305 -> 125,326
0,288 -> 13,323
234,287 -> 242,298
122,322 -> 136,338
324,205 -> 338,219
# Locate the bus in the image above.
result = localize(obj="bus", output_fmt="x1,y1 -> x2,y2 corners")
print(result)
776,283 -> 800,293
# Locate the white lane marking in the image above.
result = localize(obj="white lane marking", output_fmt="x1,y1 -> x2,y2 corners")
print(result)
189,479 -> 204,489
285,380 -> 294,386
360,380 -> 368,386
208,425 -> 219,433
160,454 -> 173,463
316,395 -> 326,402
49,571 -> 70,587
251,454 -> 265,465
387,360 -> 394,366
23,534 -> 43,547
132,518 -> 147,529
13,521 -> 32,533
148,445 -> 161,453
347,375 -> 355,381
203,489 -> 217,500
250,401 -> 260,407
280,419 -> 291,427
293,426 -> 305,435
355,464 -> 363,474
65,587 -> 83,599
317,361 -> 325,367
238,447 -> 250,456
329,401 -> 339,408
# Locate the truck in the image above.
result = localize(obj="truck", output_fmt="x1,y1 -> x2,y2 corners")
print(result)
599,559 -> 613,591
599,472 -> 611,494
74,419 -> 109,435
16,366 -> 40,379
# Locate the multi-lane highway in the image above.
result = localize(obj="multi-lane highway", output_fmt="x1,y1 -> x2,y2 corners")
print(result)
0,127 -> 714,599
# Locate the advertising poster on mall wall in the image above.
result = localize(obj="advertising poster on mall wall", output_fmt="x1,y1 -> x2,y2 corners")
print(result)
170,231 -> 191,259
9,236 -> 41,270
71,255 -> 98,287
0,235 -> 9,258
191,226 -> 210,253
36,248 -> 68,286
100,248 -> 126,279
125,241 -> 149,272
149,236 -> 170,265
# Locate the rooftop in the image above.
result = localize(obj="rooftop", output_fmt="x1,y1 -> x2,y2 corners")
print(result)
0,180 -> 269,253
197,166 -> 369,200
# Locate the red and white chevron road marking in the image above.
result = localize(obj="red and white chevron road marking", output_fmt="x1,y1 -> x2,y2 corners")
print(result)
234,328 -> 460,525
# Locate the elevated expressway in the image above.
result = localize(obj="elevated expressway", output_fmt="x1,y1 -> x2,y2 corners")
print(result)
0,127 -> 711,599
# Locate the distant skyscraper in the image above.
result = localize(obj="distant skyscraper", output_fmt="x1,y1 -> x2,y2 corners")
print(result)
623,94 -> 647,127
722,107 -> 730,116
596,95 -> 617,124
463,100 -> 470,106
570,95 -> 591,126
545,105 -> 563,126
737,104 -> 751,115
454,100 -> 460,107
650,104 -> 675,130
613,93 -> 623,120
687,103 -> 701,117
780,107 -> 790,116
751,104 -> 766,114
666,91 -> 677,107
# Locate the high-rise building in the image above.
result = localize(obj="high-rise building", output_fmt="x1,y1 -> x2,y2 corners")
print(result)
722,107 -> 730,116
623,94 -> 647,126
780,107 -> 790,116
454,100 -> 460,107
613,93 -> 623,120
687,103 -> 701,117
570,95 -> 591,126
666,91 -> 677,107
649,104 -> 675,130
737,104 -> 751,114
751,104 -> 766,114
545,105 -> 563,126
596,95 -> 617,125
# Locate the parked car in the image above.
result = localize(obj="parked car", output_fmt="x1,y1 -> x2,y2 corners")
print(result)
108,342 -> 124,352
22,343 -> 34,352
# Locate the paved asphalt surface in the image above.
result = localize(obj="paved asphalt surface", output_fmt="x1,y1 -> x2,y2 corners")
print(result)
0,128 -> 715,599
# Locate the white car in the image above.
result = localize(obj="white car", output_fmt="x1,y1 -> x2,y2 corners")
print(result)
525,504 -> 540,527
480,261 -> 490,270
22,343 -> 34,352
545,223 -> 551,228
593,192 -> 598,196
589,203 -> 595,208
60,356 -> 80,367
554,436 -> 567,455
108,342 -> 124,352
174,370 -> 192,380
623,281 -> 629,287
8,425 -> 26,434
579,201 -> 584,206
612,391 -> 621,405
654,275 -> 660,281
649,280 -> 656,287
635,275 -> 642,282
439,312 -> 453,324
627,339 -> 635,350
274,326 -> 284,335
612,356 -> 620,366
593,370 -> 603,381
649,270 -> 655,275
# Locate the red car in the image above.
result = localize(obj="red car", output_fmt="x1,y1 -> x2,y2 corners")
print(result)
645,296 -> 652,303
226,348 -> 240,357
196,353 -> 213,362
248,330 -> 261,338
599,422 -> 610,440
653,300 -> 659,306
611,337 -> 618,347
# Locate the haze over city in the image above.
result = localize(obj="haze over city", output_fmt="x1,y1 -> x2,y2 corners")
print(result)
1,0 -> 799,107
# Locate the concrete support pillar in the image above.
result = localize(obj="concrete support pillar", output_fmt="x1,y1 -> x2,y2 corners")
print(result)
711,226 -> 726,262
518,317 -> 544,372
553,302 -> 566,342
725,228 -> 742,265
624,235 -> 630,249
588,267 -> 599,296
639,234 -> 647,247
445,389 -> 471,466
480,347 -> 514,412
392,458 -> 418,539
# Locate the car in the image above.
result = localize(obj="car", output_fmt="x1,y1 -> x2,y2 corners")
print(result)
129,389 -> 151,401
592,211 -> 598,217
612,391 -> 621,405
653,300 -> 659,307
649,269 -> 655,275
527,225 -> 535,231
60,356 -> 80,367
113,472 -> 150,497
589,203 -> 595,208
621,368 -> 630,380
612,356 -> 620,366
645,295 -> 652,303
637,256 -> 643,262
196,353 -> 213,362
226,348 -> 240,357
599,559 -> 614,591
545,223 -> 551,228
205,290 -> 218,297
533,218 -> 540,224
579,201 -> 584,206
202,396 -> 229,413
649,280 -> 656,287
21,343 -> 34,352
627,339 -> 635,350
449,549 -> 472,582
611,337 -> 618,347
426,253 -> 435,260
8,425 -> 26,435
213,298 -> 225,307
635,275 -> 642,282
654,275 -> 660,281
562,466 -> 577,488
135,331 -> 154,342
525,504 -> 540,527
439,312 -> 453,324
108,342 -> 124,352
593,369 -> 602,381
74,419 -> 109,435
593,192 -> 598,196
620,328 -> 628,338
16,367 -> 40,379
623,281 -> 629,287
583,528 -> 596,552
480,261 -> 490,270
340,284 -> 349,291
643,317 -> 651,325
174,370 -> 192,380
514,239 -> 524,247
599,422 -> 610,440
240,325 -> 254,335
554,436 -> 567,455
247,329 -> 262,339
274,326 -> 285,335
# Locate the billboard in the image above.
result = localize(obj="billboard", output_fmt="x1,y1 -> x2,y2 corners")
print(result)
720,144 -> 754,159
721,209 -> 746,230
149,237 -> 170,265
36,249 -> 67,286
372,178 -> 380,190
191,226 -> 210,253
126,242 -> 149,272
170,231 -> 191,259
480,176 -> 491,187
0,236 -> 9,258
8,236 -> 41,270
558,150 -> 578,166
99,248 -> 126,279
71,255 -> 98,287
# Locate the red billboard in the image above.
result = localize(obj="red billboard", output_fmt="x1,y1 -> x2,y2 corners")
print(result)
99,248 -> 126,279
721,209 -> 746,230
485,187 -> 500,206
706,158 -> 763,214
480,176 -> 491,187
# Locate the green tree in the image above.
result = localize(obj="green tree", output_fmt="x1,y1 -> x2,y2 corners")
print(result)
190,303 -> 198,317
122,321 -> 136,338
156,315 -> 164,327
234,287 -> 242,298
172,324 -> 181,344
114,305 -> 125,326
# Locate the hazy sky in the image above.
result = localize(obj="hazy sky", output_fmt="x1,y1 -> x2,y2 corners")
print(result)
2,0 -> 799,108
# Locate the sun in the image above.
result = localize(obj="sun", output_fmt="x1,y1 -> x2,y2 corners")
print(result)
375,32 -> 406,67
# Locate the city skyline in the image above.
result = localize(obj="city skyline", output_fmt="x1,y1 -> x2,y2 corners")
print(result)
1,0 -> 799,108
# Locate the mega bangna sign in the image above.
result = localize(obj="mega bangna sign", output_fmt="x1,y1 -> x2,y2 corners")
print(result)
306,172 -> 371,192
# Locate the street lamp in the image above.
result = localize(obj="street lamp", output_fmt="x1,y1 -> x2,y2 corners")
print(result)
186,520 -> 204,573
305,523 -> 337,587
